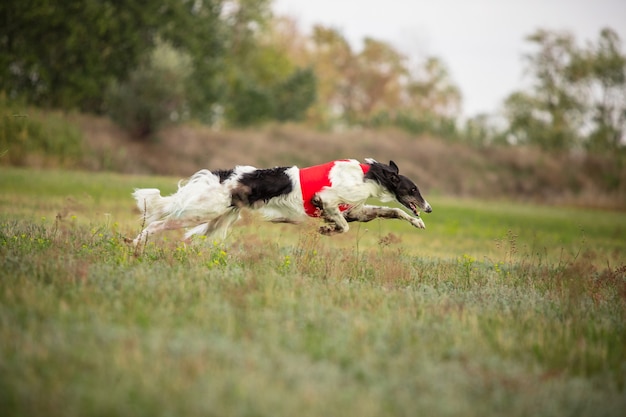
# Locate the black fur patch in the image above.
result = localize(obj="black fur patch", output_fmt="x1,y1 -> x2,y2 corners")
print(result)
211,169 -> 234,183
364,161 -> 398,191
232,167 -> 293,207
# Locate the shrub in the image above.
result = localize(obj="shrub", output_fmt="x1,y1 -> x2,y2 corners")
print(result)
105,40 -> 192,140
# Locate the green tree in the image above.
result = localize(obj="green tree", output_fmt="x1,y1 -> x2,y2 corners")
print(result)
0,0 -> 224,115
226,78 -> 275,125
503,28 -> 625,151
503,91 -> 548,145
583,28 -> 626,151
224,55 -> 316,126
159,0 -> 225,122
302,25 -> 462,134
220,1 -> 317,125
516,29 -> 584,149
406,57 -> 462,119
273,68 -> 317,122
105,40 -> 192,139
353,38 -> 408,119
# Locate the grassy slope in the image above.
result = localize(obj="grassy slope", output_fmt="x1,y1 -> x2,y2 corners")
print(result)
1,167 -> 626,417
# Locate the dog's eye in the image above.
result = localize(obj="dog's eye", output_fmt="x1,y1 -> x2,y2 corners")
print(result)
411,187 -> 417,193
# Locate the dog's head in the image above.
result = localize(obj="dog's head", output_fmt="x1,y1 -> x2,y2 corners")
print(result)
365,159 -> 432,216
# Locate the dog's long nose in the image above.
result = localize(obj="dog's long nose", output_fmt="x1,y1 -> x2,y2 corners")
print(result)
424,203 -> 432,213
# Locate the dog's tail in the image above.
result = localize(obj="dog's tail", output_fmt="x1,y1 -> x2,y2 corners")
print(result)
133,170 -> 231,226
133,188 -> 170,223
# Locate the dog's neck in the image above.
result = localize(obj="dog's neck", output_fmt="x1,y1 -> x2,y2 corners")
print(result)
364,179 -> 395,202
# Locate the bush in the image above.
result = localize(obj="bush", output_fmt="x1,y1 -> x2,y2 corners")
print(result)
105,40 -> 192,140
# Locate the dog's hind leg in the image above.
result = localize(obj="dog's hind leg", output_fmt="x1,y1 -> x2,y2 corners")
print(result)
184,210 -> 240,241
132,218 -> 204,246
344,205 -> 426,229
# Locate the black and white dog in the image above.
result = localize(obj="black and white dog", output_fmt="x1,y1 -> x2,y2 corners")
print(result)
131,159 -> 432,245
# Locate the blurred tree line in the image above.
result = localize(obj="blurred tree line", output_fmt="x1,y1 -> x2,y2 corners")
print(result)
1,0 -> 624,152
469,28 -> 626,152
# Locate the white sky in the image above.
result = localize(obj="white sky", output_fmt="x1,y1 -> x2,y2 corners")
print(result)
272,0 -> 626,118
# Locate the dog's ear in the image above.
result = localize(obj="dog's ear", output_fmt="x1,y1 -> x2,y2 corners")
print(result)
385,162 -> 400,185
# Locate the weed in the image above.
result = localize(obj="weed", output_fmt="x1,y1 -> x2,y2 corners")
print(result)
278,254 -> 292,274
494,229 -> 519,264
458,253 -> 477,286
205,241 -> 229,269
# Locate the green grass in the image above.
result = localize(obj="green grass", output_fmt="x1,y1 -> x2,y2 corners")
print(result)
1,167 -> 625,417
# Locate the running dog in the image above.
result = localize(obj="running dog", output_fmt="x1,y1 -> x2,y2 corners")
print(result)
131,159 -> 432,245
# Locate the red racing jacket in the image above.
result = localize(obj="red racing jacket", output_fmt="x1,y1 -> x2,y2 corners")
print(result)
299,160 -> 370,217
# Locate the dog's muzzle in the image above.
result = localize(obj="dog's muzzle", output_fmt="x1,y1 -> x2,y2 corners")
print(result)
408,201 -> 432,216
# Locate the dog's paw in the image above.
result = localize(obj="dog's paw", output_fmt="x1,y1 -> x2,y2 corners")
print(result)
410,217 -> 426,229
124,236 -> 143,246
319,223 -> 349,236
319,225 -> 338,235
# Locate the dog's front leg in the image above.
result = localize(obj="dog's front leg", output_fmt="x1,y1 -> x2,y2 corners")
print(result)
320,206 -> 350,235
345,205 -> 426,229
312,194 -> 349,235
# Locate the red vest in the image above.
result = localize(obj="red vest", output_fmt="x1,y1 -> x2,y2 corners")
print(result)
299,160 -> 370,217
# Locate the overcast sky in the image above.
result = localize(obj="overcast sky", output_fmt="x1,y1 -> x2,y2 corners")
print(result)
272,0 -> 626,118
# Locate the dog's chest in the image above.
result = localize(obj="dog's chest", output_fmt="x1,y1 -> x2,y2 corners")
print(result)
299,161 -> 370,217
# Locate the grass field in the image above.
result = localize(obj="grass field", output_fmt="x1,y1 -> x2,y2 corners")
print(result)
1,167 -> 625,416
